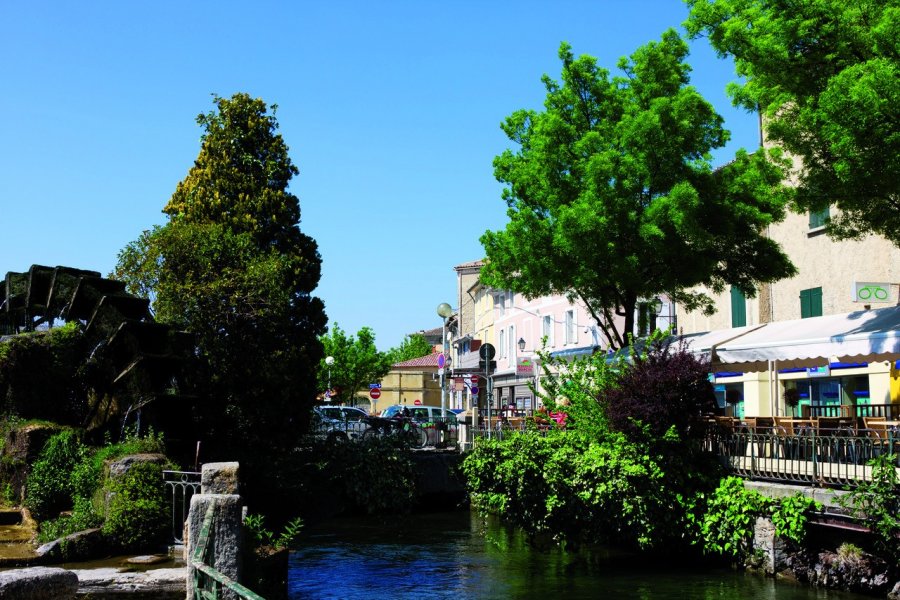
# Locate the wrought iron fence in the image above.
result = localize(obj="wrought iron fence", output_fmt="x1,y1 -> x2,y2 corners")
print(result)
190,502 -> 265,600
704,426 -> 900,488
164,470 -> 200,544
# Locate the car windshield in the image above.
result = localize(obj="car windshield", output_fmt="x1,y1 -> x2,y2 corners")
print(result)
382,406 -> 402,418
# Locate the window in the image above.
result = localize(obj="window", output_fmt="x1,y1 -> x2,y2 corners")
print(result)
542,315 -> 553,346
564,310 -> 576,344
809,207 -> 829,230
730,286 -> 747,328
497,293 -> 506,317
800,287 -> 823,318
508,325 -> 515,359
498,328 -> 506,358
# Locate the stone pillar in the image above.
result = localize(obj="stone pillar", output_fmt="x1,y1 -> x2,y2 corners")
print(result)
201,461 -> 240,495
185,462 -> 244,600
0,566 -> 78,599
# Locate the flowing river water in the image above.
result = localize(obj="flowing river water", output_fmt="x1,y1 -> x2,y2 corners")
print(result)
288,510 -> 871,600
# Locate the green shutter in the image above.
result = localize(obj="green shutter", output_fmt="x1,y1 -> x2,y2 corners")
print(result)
730,286 -> 746,327
800,287 -> 823,318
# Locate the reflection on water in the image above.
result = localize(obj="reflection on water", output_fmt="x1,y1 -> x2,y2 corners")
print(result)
289,510 -> 868,600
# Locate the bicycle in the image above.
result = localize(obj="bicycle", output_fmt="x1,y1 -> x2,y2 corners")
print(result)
361,416 -> 427,448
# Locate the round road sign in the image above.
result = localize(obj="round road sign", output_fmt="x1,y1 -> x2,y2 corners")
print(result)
414,399 -> 422,406
470,374 -> 479,385
470,386 -> 479,396
369,387 -> 381,399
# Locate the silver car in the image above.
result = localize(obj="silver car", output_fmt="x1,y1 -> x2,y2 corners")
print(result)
311,406 -> 369,442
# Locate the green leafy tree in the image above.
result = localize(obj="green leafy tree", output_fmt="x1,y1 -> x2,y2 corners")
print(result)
115,93 -> 326,452
481,33 -> 796,349
685,0 -> 900,245
318,324 -> 391,407
386,333 -> 434,365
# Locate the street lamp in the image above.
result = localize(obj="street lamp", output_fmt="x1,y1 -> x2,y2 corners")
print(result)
517,337 -> 526,353
324,356 -> 334,402
436,302 -> 454,415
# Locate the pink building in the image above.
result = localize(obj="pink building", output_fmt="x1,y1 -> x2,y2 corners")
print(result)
490,291 -> 605,414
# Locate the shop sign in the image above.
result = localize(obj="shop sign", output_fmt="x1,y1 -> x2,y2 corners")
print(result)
806,365 -> 830,378
853,281 -> 891,303
516,357 -> 535,377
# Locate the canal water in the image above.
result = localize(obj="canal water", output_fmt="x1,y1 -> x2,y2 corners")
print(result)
288,510 -> 869,600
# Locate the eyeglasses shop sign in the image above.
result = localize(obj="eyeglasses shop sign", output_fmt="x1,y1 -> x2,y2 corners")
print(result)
853,282 -> 891,303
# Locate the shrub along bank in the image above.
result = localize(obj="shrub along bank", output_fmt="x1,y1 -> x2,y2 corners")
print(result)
462,338 -> 900,595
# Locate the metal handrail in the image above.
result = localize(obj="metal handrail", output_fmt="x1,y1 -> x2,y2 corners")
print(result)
705,425 -> 900,488
163,470 -> 200,544
190,502 -> 265,600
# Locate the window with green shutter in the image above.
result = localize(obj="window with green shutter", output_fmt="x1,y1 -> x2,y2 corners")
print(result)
800,287 -> 823,318
730,286 -> 747,327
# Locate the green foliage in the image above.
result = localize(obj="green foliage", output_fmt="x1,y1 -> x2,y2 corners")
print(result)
463,429 -> 705,551
837,452 -> 900,563
0,323 -> 88,422
481,32 -> 795,347
698,477 -> 768,560
685,0 -> 900,246
770,493 -> 820,546
318,324 -> 392,406
25,429 -> 86,521
244,513 -> 303,550
532,345 -> 618,439
386,333 -> 434,365
102,461 -> 168,552
698,477 -> 819,560
318,436 -> 417,514
114,92 -> 327,452
34,428 -> 168,544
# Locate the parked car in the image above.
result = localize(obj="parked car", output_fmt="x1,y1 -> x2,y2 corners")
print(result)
379,405 -> 459,448
310,406 -> 368,442
318,405 -> 369,423
380,404 -> 458,424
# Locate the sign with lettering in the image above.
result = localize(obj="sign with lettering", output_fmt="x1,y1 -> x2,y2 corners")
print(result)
516,357 -> 535,377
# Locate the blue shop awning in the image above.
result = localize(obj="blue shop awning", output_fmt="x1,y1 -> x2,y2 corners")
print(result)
550,345 -> 600,359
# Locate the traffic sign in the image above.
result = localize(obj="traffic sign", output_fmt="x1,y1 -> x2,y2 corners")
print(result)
470,386 -> 479,396
414,399 -> 422,405
369,383 -> 382,389
437,353 -> 446,368
369,388 -> 381,399
470,374 -> 479,385
479,343 -> 496,360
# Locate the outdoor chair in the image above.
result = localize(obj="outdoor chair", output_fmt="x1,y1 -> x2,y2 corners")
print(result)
816,416 -> 856,462
774,416 -> 799,459
863,417 -> 891,460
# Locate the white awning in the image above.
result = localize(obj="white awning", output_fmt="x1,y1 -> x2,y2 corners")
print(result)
708,305 -> 900,371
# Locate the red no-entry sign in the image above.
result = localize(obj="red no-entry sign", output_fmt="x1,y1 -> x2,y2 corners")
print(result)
370,388 -> 381,399
470,375 -> 479,385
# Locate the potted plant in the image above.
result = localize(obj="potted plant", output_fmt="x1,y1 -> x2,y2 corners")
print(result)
783,387 -> 801,417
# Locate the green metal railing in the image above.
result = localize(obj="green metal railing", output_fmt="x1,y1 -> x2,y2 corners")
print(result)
705,427 -> 900,488
190,502 -> 265,600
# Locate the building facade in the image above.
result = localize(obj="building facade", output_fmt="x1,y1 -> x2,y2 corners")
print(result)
678,205 -> 900,418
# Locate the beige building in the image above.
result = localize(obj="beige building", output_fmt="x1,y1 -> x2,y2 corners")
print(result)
678,203 -> 900,418
378,352 -> 443,414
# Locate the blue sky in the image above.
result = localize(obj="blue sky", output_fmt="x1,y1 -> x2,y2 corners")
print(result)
0,1 -> 758,350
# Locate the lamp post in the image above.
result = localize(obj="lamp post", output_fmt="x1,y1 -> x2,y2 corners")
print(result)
325,356 -> 334,402
436,302 -> 454,415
